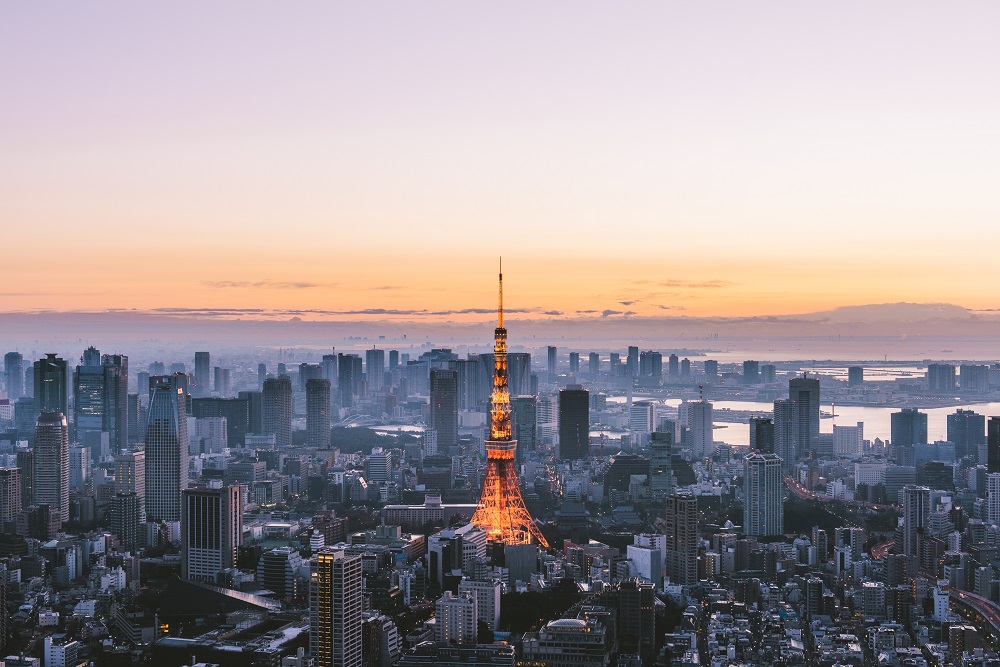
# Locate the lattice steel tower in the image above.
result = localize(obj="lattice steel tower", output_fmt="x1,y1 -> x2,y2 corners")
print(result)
471,262 -> 549,547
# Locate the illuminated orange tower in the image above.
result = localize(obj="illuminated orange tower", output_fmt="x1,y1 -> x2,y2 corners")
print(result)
471,262 -> 549,548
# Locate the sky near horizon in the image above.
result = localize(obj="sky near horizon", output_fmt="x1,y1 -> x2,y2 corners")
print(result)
2,2 -> 999,321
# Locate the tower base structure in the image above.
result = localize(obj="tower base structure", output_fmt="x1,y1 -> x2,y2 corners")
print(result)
472,440 -> 549,547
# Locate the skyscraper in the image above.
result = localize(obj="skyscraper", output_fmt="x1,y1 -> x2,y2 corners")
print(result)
684,397 -> 714,459
262,377 -> 293,449
749,416 -> 775,454
668,353 -> 679,377
558,385 -> 589,460
639,351 -> 663,386
116,448 -> 146,523
788,376 -> 820,457
903,485 -> 930,558
33,353 -> 68,420
546,346 -> 557,382
588,352 -> 600,377
650,431 -> 674,499
4,352 -> 23,399
626,346 -> 639,378
989,418 -> 1000,475
365,348 -> 385,393
0,467 -> 22,524
664,493 -> 698,585
34,411 -> 70,523
507,353 -> 532,397
338,354 -> 361,408
307,379 -> 332,449
891,409 -> 928,447
568,352 -> 580,376
73,351 -> 128,455
310,548 -> 363,667
927,363 -> 957,393
949,409 -> 986,458
145,374 -> 188,522
743,453 -> 783,537
773,398 -> 799,464
181,484 -> 243,582
511,395 -> 537,464
848,366 -> 864,387
194,351 -> 211,395
430,369 -> 458,452
743,360 -> 760,385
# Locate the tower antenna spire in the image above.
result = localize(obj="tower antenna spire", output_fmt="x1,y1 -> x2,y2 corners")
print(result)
498,257 -> 504,328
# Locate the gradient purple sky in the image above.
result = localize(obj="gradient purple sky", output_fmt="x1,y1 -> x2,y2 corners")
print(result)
2,2 -> 998,319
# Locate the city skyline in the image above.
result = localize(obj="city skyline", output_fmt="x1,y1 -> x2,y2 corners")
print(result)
2,2 -> 999,319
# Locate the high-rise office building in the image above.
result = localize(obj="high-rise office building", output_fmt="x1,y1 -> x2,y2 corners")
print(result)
668,353 -> 679,377
112,492 -> 142,551
74,351 -> 128,455
507,353 -> 532,397
903,485 -> 930,558
34,411 -> 70,523
927,363 -> 957,393
626,346 -> 639,378
588,352 -> 600,377
306,379 -> 332,449
619,579 -> 656,663
639,351 -> 663,385
960,364 -> 991,393
365,348 -> 385,393
989,418 -> 1000,475
749,416 -> 775,454
949,410 -> 986,458
0,467 -> 22,524
239,390 -> 264,436
773,399 -> 798,464
310,548 -> 363,667
760,363 -> 776,383
788,376 -> 820,457
116,448 -> 146,523
69,446 -> 90,492
429,370 -> 458,453
681,357 -> 692,378
257,363 -> 267,390
650,431 -> 673,499
15,449 -> 33,510
664,493 -> 697,585
262,377 -> 293,450
192,396 -> 252,447
743,453 -> 783,537
511,395 -> 537,464
145,374 -> 188,522
743,360 -> 760,385
181,484 -> 243,582
891,409 -> 928,447
988,474 -> 1000,526
848,366 -> 864,387
194,352 -> 211,395
684,398 -> 714,459
547,346 -> 557,382
558,385 -> 589,460
213,367 -> 231,397
338,354 -> 361,408
704,359 -> 718,379
33,354 -> 68,420
4,352 -> 23,399
568,352 -> 580,376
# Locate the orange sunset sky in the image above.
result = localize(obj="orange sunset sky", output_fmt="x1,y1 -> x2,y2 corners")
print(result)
2,2 -> 998,322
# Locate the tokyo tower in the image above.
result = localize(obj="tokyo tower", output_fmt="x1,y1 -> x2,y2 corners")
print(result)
471,261 -> 549,547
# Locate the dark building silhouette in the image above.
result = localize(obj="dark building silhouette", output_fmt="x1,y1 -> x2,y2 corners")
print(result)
262,377 -> 293,449
848,366 -> 864,387
948,409 -> 986,459
558,385 -> 589,460
33,354 -> 68,421
73,350 -> 128,455
429,369 -> 458,453
306,379 -> 331,449
194,351 -> 211,395
788,376 -> 820,456
338,354 -> 362,408
892,409 -> 928,447
665,494 -> 698,585
192,396 -> 251,447
547,346 -> 557,381
989,418 -> 1000,474
743,360 -> 760,385
511,395 -> 537,465
4,352 -> 23,399
750,416 -> 775,454
668,353 -> 679,377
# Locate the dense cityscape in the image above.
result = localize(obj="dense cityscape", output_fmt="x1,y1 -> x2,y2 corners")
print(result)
1,270 -> 1000,667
